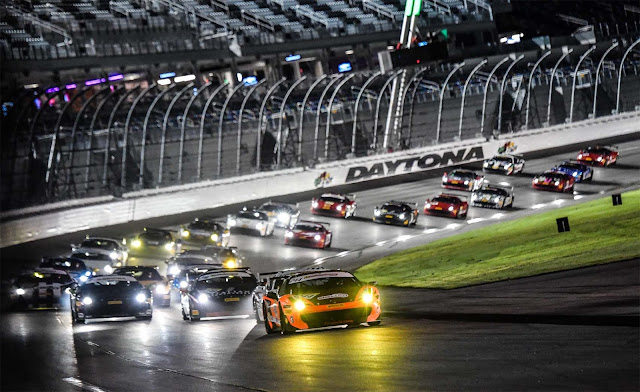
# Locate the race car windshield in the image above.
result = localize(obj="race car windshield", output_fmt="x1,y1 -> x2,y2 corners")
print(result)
477,188 -> 508,196
196,275 -> 256,290
538,174 -> 564,181
237,211 -> 269,221
449,171 -> 474,179
559,163 -> 581,169
188,221 -> 221,231
82,280 -> 143,293
381,204 -> 405,212
113,269 -> 163,281
81,239 -> 117,250
72,252 -> 111,261
586,147 -> 609,153
494,156 -> 513,162
40,258 -> 87,271
140,232 -> 171,242
294,224 -> 322,231
16,273 -> 73,286
259,204 -> 292,213
320,196 -> 346,203
432,196 -> 460,203
174,256 -> 217,265
287,277 -> 360,295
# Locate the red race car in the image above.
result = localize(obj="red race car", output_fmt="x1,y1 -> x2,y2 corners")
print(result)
262,269 -> 381,334
424,193 -> 468,219
311,193 -> 356,219
284,221 -> 332,249
532,170 -> 575,193
577,145 -> 618,166
442,169 -> 485,191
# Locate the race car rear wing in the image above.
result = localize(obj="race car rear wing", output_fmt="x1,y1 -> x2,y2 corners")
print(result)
388,200 -> 418,208
439,193 -> 469,200
297,219 -> 331,227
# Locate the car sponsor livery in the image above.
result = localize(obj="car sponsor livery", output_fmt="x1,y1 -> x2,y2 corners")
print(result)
285,220 -> 332,249
551,161 -> 593,182
424,194 -> 468,219
262,269 -> 381,334
532,171 -> 575,193
471,184 -> 514,209
9,269 -> 74,309
577,145 -> 618,166
227,209 -> 275,237
482,154 -> 525,175
311,193 -> 357,218
442,169 -> 485,191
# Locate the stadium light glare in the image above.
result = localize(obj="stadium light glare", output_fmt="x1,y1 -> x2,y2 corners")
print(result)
24,83 -> 39,89
65,84 -> 77,90
285,54 -> 301,62
345,49 -> 354,55
157,79 -> 171,85
108,74 -> 124,81
174,74 -> 196,83
159,72 -> 176,79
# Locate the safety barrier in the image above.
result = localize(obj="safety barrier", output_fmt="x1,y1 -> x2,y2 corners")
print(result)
1,110 -> 638,248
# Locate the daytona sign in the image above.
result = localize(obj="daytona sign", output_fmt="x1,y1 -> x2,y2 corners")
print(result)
345,146 -> 484,183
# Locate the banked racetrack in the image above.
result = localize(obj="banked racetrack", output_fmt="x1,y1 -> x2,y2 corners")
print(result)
1,138 -> 639,391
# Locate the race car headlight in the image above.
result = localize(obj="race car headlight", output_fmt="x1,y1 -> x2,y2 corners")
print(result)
483,161 -> 489,167
225,259 -> 237,268
15,288 -> 25,296
493,197 -> 502,203
80,275 -> 88,283
109,252 -> 119,260
135,293 -> 146,303
425,203 -> 431,209
362,292 -> 373,304
471,194 -> 477,200
104,265 -> 113,274
314,234 -> 322,241
82,297 -> 93,306
169,266 -> 180,276
464,180 -> 469,185
448,206 -> 454,212
164,242 -> 175,251
554,181 -> 560,186
222,230 -> 230,237
442,175 -> 447,181
198,293 -> 208,303
285,231 -> 294,238
312,202 -> 319,208
256,222 -> 264,230
374,209 -> 381,216
155,285 -> 170,295
132,239 -> 142,248
596,157 -> 602,161
578,154 -> 583,159
179,280 -> 188,289
336,205 -> 342,211
181,230 -> 190,238
228,218 -> 237,226
84,271 -> 92,277
572,172 -> 579,177
399,213 -> 405,219
294,300 -> 306,311
277,213 -> 290,223
211,233 -> 219,242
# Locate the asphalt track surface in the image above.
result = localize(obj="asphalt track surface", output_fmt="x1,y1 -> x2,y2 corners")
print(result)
2,137 -> 640,391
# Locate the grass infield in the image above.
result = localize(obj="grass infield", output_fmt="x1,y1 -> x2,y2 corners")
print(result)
355,190 -> 640,289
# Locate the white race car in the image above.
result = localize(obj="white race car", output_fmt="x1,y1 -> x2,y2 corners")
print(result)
71,236 -> 128,274
227,209 -> 275,237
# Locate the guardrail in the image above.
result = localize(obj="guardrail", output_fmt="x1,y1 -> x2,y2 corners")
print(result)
1,110 -> 638,248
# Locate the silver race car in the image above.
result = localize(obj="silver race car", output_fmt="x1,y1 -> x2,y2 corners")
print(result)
471,184 -> 515,209
483,154 -> 525,175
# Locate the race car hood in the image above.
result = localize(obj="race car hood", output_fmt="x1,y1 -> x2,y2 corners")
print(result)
296,287 -> 360,306
73,247 -> 113,258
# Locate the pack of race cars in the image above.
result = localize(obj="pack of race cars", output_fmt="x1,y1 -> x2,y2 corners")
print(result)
6,145 -> 618,332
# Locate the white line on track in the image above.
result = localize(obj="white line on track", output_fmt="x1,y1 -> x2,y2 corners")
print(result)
62,377 -> 108,392
467,218 -> 485,224
531,203 -> 546,209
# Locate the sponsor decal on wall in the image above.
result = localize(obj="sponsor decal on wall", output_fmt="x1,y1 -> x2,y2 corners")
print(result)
314,171 -> 333,188
345,147 -> 484,183
498,141 -> 517,154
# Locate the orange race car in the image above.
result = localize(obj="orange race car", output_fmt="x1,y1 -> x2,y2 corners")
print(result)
261,269 -> 381,334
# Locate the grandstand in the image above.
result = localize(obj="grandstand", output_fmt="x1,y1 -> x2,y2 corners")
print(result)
1,0 -> 639,211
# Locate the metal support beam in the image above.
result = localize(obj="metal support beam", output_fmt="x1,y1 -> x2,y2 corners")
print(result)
217,82 -> 245,177
276,76 -> 308,168
313,75 -> 344,162
616,38 -> 640,114
408,78 -> 439,145
103,87 -> 140,187
325,73 -> 357,160
140,84 -> 178,187
159,83 -> 195,184
497,55 -> 524,133
546,49 -> 574,125
458,59 -> 487,139
177,82 -> 212,183
395,67 -> 428,146
122,83 -> 157,189
237,79 -> 267,175
524,50 -> 552,129
352,72 -> 382,154
297,75 -> 329,162
87,87 -> 122,192
373,70 -> 403,149
569,45 -> 597,123
436,62 -> 465,143
593,42 -> 619,118
256,78 -> 287,171
68,87 -> 109,192
197,82 -> 229,180
480,57 -> 509,136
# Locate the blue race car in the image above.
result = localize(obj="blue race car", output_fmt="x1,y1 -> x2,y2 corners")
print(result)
551,160 -> 593,182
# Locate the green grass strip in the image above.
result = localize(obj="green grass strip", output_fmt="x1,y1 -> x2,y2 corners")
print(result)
355,190 -> 640,289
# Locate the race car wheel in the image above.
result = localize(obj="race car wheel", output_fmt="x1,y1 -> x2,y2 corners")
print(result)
264,304 -> 277,334
368,320 -> 382,326
136,315 -> 152,321
279,306 -> 295,335
412,215 -> 418,226
508,197 -> 514,208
